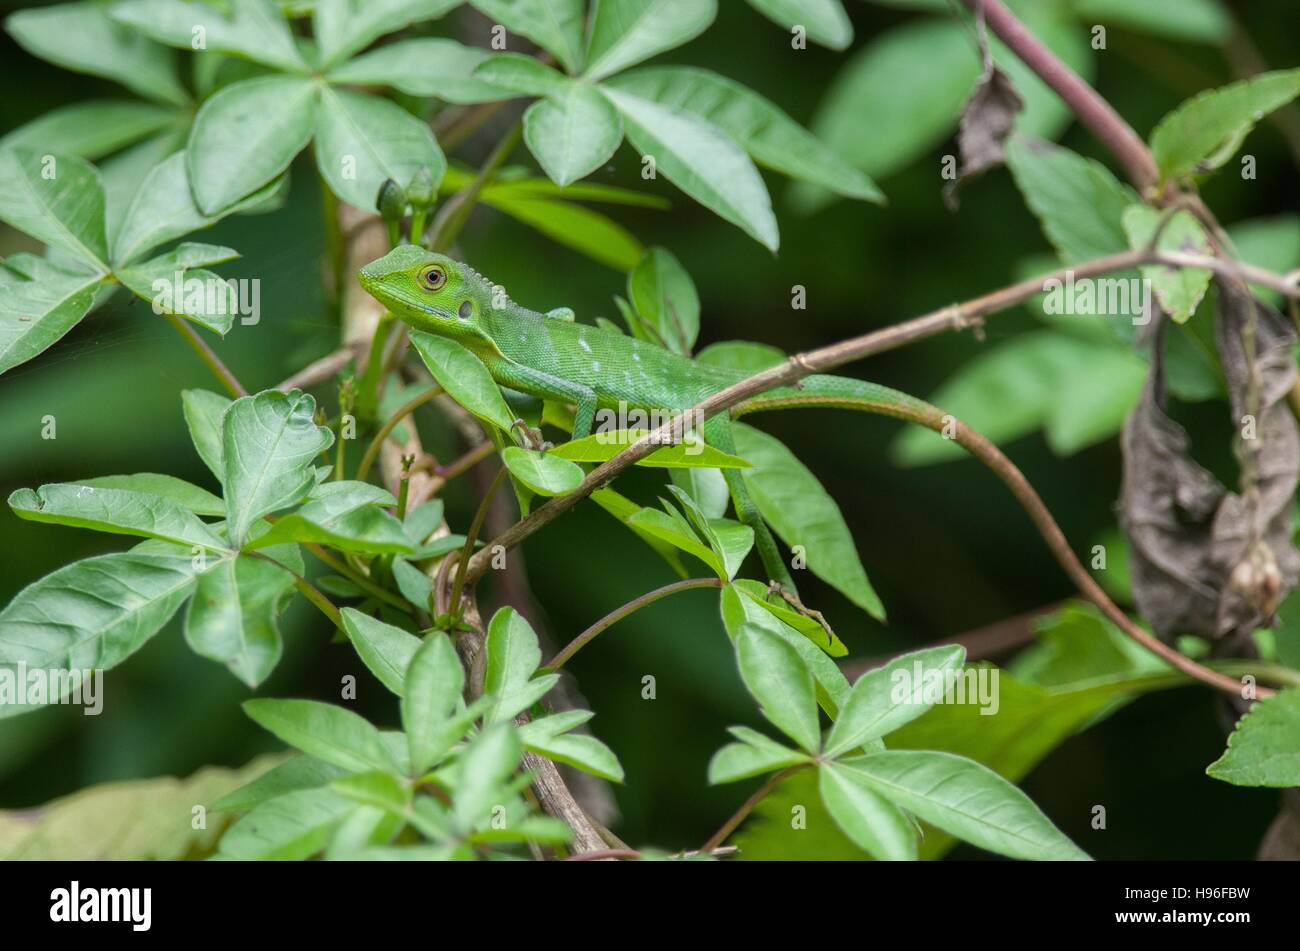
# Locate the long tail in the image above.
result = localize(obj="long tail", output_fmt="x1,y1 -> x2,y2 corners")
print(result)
736,373 -> 944,428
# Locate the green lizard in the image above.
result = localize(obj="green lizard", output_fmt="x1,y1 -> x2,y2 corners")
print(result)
359,245 -> 932,598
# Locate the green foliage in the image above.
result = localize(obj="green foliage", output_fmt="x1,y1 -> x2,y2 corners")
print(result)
1206,690 -> 1300,787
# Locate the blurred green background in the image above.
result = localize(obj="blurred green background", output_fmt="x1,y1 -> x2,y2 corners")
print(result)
1,0 -> 1296,858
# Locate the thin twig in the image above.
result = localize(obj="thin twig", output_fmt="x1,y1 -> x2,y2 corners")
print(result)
355,385 -> 445,482
699,766 -> 806,855
164,314 -> 248,398
547,578 -> 724,670
277,344 -> 362,392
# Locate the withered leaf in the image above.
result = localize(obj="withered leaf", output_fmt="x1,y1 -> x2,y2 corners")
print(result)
1120,280 -> 1300,644
944,62 -> 1024,210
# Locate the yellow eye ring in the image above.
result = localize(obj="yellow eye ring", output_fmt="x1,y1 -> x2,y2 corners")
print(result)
418,265 -> 446,291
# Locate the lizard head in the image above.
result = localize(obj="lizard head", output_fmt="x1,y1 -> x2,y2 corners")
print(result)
358,245 -> 497,350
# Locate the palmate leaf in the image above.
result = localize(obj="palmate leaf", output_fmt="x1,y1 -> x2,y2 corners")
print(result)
833,750 -> 1090,861
602,86 -> 779,251
221,390 -> 334,547
451,723 -> 524,829
111,0 -> 307,74
184,546 -> 302,687
0,148 -> 109,272
6,1 -> 188,106
340,608 -> 422,696
745,0 -> 852,51
243,698 -> 400,774
609,66 -> 882,203
8,483 -> 227,551
584,0 -> 716,82
818,760 -> 916,860
248,481 -> 412,554
115,242 -> 243,336
0,255 -> 101,376
479,192 -> 645,271
315,87 -> 446,212
182,388 -> 233,484
707,725 -> 809,784
187,76 -> 318,215
471,0 -> 587,75
314,0 -> 463,69
472,53 -> 571,98
0,549 -> 207,717
550,430 -> 750,468
73,473 -> 224,516
328,38 -> 507,103
0,101 -> 177,163
524,83 -> 624,187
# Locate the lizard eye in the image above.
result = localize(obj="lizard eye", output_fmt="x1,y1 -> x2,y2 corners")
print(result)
418,265 -> 446,291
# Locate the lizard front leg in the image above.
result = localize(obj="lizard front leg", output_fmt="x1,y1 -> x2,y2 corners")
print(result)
492,362 -> 599,440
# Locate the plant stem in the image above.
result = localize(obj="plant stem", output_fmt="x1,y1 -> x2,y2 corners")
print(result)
547,578 -> 724,670
249,551 -> 342,630
164,313 -> 248,398
448,466 -> 508,616
699,766 -> 807,855
435,441 -> 495,482
356,385 -> 444,483
319,172 -> 345,310
355,312 -> 395,420
428,119 -> 523,253
303,542 -> 413,615
961,0 -> 1159,191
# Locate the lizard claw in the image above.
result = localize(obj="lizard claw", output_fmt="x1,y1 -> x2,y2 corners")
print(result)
511,418 -> 548,451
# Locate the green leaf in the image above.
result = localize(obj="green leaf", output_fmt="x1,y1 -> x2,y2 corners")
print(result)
735,621 -> 820,753
182,388 -> 233,484
111,0 -> 307,74
248,481 -> 411,553
113,151 -> 288,266
0,256 -> 100,376
1073,0 -> 1230,44
523,730 -> 625,782
891,332 -> 1147,465
0,551 -> 201,716
0,147 -> 109,271
746,0 -> 851,50
732,422 -> 884,619
410,331 -> 518,432
1005,137 -> 1138,264
483,607 -> 558,723
0,101 -> 177,162
217,787 -> 355,859
184,549 -> 300,687
1206,689 -> 1300,787
452,722 -> 523,828
720,583 -> 850,716
187,75 -> 318,215
471,0 -> 586,74
824,646 -> 966,757
610,66 -> 881,203
730,578 -> 845,657
627,245 -> 699,355
839,750 -> 1089,860
524,83 -> 624,187
603,86 -> 778,251
590,487 -> 690,576
1122,205 -> 1212,324
115,243 -> 242,336
707,725 -> 809,784
328,38 -> 506,102
626,507 -> 725,578
9,483 -> 226,551
6,2 -> 187,105
340,608 -> 423,696
403,634 -> 466,774
479,192 -> 645,271
221,390 -> 334,546
314,0 -> 462,69
551,429 -> 750,468
331,770 -> 411,816
471,52 -> 570,97
215,755 -> 347,813
1151,69 -> 1300,181
584,0 -> 715,81
74,473 -> 224,516
501,446 -> 585,496
818,761 -> 916,860
243,698 -> 400,773
315,87 -> 445,212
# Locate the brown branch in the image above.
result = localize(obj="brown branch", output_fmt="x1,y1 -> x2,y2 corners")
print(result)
276,344 -> 363,392
961,0 -> 1159,191
699,766 -> 806,855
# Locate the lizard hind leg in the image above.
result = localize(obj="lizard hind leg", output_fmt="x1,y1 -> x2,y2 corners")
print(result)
704,415 -> 798,593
